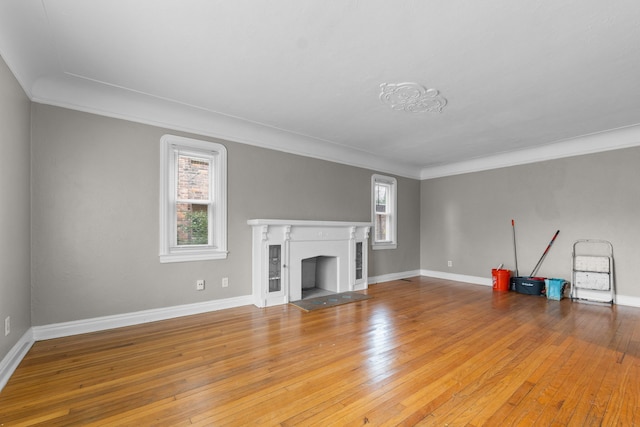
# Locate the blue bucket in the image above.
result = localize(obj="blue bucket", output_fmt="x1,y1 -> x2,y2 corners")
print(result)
545,278 -> 566,300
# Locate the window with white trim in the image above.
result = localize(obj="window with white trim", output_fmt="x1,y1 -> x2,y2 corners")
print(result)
372,174 -> 397,250
160,135 -> 227,263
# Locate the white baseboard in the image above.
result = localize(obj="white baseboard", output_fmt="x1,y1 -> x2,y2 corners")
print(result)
32,295 -> 253,341
0,329 -> 35,392
420,269 -> 493,287
368,270 -> 422,285
2,295 -> 253,392
420,270 -> 640,308
615,294 -> 640,307
569,289 -> 640,307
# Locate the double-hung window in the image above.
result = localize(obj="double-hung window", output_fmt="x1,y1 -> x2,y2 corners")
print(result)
160,135 -> 227,263
372,174 -> 397,250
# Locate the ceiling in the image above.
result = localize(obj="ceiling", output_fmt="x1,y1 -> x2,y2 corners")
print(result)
2,0 -> 640,179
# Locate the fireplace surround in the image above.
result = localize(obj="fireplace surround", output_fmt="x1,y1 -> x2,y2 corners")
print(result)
248,219 -> 371,307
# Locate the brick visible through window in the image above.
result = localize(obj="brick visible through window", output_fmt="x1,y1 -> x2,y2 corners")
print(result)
176,156 -> 210,246
160,135 -> 228,263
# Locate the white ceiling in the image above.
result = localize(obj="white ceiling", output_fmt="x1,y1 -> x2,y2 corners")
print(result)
2,0 -> 640,179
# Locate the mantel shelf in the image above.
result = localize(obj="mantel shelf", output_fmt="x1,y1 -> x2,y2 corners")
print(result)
247,219 -> 372,228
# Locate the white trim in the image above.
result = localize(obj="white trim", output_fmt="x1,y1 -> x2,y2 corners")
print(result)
420,124 -> 640,180
24,76 -> 640,181
46,94 -> 640,182
419,270 -> 640,308
32,295 -> 253,341
0,329 -> 35,392
368,270 -> 421,284
159,134 -> 227,263
420,269 -> 493,286
372,243 -> 397,251
615,294 -> 640,308
159,250 -> 229,263
247,219 -> 372,228
569,289 -> 616,304
28,76 -> 423,179
248,219 -> 371,307
371,174 -> 397,250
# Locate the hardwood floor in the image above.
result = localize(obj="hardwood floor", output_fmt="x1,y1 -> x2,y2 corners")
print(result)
1,276 -> 639,426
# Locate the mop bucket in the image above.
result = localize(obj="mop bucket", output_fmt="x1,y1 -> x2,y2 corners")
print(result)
511,277 -> 546,295
492,269 -> 511,291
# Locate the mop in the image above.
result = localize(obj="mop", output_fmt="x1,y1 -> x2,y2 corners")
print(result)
511,219 -> 519,277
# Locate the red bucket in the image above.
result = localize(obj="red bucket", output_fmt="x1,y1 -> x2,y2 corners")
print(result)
492,269 -> 511,292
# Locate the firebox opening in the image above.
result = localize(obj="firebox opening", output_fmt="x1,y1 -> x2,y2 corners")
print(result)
301,256 -> 338,300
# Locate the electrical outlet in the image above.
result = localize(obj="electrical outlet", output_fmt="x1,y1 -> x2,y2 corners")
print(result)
222,277 -> 229,288
4,316 -> 9,336
196,280 -> 205,291
447,260 -> 453,267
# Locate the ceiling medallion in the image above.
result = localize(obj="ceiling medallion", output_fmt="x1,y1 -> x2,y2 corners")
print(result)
379,82 -> 447,113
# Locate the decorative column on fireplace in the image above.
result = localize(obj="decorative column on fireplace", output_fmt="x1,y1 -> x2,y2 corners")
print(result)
248,219 -> 371,307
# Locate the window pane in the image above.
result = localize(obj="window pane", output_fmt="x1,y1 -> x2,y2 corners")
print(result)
177,203 -> 209,245
355,242 -> 363,280
177,155 -> 210,200
268,245 -> 282,292
376,213 -> 388,241
375,184 -> 388,213
372,174 -> 397,249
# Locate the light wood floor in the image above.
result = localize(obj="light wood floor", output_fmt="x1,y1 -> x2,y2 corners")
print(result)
1,277 -> 639,426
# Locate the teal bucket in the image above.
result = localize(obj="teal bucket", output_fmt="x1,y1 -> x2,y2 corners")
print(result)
545,278 -> 566,300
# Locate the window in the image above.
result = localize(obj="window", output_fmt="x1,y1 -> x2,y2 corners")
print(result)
160,135 -> 227,263
372,174 -> 397,250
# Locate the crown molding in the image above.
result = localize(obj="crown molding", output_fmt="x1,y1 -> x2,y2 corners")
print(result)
25,75 -> 640,183
29,74 -> 423,179
420,124 -> 640,180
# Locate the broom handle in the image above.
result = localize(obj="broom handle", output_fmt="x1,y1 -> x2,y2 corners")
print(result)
512,220 -> 519,277
530,230 -> 560,277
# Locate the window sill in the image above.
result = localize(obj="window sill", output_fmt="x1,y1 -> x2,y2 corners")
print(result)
372,243 -> 397,250
160,250 -> 228,263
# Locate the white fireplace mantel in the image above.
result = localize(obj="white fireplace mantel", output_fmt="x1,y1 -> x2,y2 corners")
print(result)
248,219 -> 371,307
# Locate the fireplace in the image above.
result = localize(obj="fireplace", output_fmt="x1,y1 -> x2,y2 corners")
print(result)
248,219 -> 371,307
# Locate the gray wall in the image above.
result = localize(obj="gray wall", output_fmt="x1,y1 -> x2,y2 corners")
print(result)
0,55 -> 31,357
30,104 -> 421,325
421,147 -> 640,298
